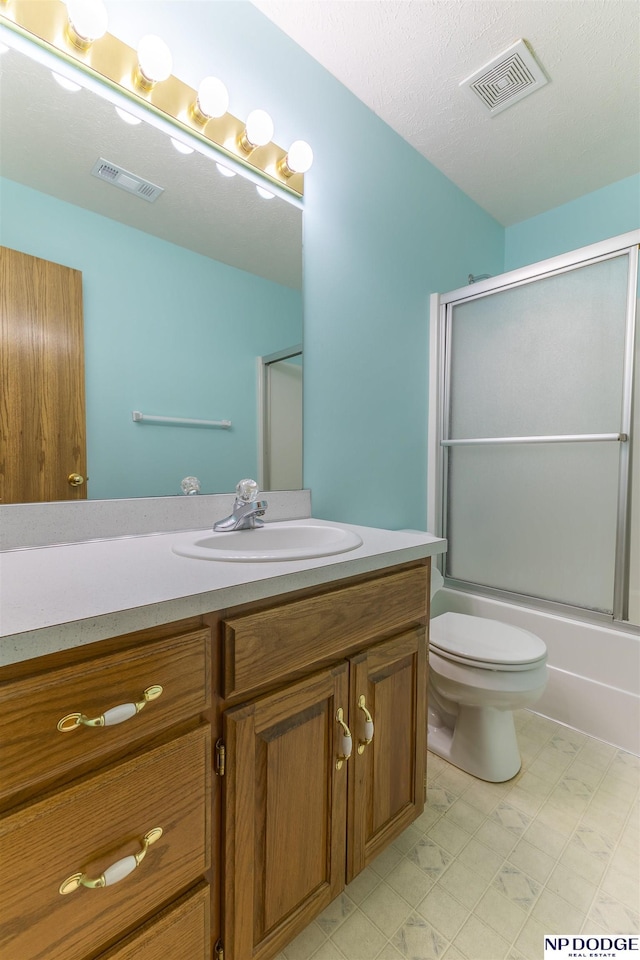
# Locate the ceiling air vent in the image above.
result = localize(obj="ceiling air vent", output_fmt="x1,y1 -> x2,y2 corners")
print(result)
91,158 -> 164,202
460,39 -> 549,116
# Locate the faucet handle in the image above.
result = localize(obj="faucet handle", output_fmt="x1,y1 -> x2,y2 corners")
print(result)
235,478 -> 259,502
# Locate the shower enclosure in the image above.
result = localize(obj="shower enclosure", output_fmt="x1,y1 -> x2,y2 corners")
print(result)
432,232 -> 639,627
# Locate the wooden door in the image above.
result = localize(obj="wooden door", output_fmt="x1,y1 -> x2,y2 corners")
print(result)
346,627 -> 427,882
0,246 -> 86,503
223,663 -> 349,960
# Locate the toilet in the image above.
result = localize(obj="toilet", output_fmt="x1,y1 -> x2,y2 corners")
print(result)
428,568 -> 547,782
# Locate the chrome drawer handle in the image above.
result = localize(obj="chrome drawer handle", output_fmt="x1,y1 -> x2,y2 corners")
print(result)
357,694 -> 374,754
59,827 -> 163,895
335,707 -> 352,770
57,685 -> 163,732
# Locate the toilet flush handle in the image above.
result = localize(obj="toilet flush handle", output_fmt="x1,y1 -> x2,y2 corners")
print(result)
357,695 -> 374,754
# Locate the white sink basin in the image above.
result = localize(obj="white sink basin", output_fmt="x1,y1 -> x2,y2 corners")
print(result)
172,522 -> 363,562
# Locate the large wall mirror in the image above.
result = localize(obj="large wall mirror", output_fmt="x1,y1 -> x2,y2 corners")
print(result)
0,43 -> 303,503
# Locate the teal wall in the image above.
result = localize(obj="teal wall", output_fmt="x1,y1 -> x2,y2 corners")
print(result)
0,178 -> 302,499
103,1 -> 505,530
504,174 -> 640,271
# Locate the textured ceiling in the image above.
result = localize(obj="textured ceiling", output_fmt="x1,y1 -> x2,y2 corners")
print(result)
251,0 -> 640,225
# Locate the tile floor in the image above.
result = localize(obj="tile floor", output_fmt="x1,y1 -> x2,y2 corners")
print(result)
276,710 -> 640,960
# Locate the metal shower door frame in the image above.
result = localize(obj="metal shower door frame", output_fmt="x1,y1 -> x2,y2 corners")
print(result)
433,231 -> 639,623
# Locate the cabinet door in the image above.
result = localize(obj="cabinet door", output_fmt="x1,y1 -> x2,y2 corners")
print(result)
347,627 -> 427,882
223,663 -> 349,960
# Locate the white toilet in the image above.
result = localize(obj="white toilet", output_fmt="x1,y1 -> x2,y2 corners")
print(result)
428,568 -> 548,782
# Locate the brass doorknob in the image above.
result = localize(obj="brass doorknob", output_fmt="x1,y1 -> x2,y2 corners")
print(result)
68,473 -> 85,487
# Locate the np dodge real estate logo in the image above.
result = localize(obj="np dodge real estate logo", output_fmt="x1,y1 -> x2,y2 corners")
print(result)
544,936 -> 639,959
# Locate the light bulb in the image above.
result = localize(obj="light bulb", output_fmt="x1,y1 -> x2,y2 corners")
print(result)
242,109 -> 274,149
193,76 -> 229,122
285,140 -> 313,174
52,72 -> 82,92
65,0 -> 108,44
136,34 -> 172,87
115,106 -> 142,125
216,163 -> 236,178
256,186 -> 275,200
171,137 -> 194,155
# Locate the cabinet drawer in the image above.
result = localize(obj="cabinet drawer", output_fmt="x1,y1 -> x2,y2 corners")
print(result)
0,629 -> 210,804
0,725 -> 210,960
223,564 -> 428,699
97,885 -> 210,960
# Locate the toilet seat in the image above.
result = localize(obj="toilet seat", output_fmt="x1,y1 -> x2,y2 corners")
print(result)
430,612 -> 547,672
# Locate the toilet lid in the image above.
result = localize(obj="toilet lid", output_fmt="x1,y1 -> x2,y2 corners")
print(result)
430,613 -> 547,667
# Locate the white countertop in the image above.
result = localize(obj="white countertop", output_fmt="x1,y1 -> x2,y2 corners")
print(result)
0,519 -> 446,666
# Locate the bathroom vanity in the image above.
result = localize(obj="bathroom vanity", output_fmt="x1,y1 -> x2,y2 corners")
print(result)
0,511 -> 445,960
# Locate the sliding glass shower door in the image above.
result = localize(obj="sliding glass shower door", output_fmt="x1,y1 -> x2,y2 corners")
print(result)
437,235 -> 638,622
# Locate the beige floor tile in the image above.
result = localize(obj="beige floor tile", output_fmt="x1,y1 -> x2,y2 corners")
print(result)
426,785 -> 459,814
546,862 -> 598,913
426,817 -> 472,856
360,882 -> 414,938
609,841 -> 640,879
508,838 -> 555,884
565,757 -> 607,790
588,892 -> 640,932
532,888 -> 586,933
474,885 -> 528,942
492,863 -> 541,910
408,838 -> 455,880
444,798 -> 486,834
310,941 -> 347,960
438,861 -> 488,910
386,858 -> 435,906
375,943 -> 405,960
391,913 -> 449,960
316,893 -> 357,937
600,862 -> 640,912
451,914 -> 511,960
455,837 -> 504,881
283,922 -> 328,960
489,801 -> 533,837
370,844 -> 405,879
416,885 -> 469,940
414,805 -> 444,832
393,823 -> 425,855
475,818 -> 519,857
441,947 -> 466,960
437,767 -> 476,796
460,781 -> 505,815
513,915 -> 548,960
577,738 -> 618,769
331,910 -> 388,960
346,868 -> 382,905
522,818 -> 567,859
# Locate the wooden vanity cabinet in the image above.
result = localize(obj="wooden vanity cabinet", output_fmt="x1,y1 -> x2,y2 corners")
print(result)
0,556 -> 431,960
217,560 -> 430,960
0,621 -> 213,960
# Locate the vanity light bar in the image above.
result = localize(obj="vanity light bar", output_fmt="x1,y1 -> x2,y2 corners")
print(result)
0,0 -> 307,197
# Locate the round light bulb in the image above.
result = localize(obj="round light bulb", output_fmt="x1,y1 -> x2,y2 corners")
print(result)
137,34 -> 172,84
52,72 -> 82,92
115,106 -> 142,125
216,163 -> 236,178
286,140 -> 313,174
66,0 -> 108,42
196,76 -> 229,119
245,109 -> 274,148
256,186 -> 275,200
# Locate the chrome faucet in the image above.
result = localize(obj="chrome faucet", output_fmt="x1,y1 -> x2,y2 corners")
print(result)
213,479 -> 268,532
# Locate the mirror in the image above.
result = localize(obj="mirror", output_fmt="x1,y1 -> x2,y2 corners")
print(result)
0,44 -> 303,501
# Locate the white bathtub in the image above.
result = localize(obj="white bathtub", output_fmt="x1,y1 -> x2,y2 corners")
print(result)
432,588 -> 640,755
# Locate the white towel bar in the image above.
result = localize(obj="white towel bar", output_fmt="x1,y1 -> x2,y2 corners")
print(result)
132,411 -> 231,428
